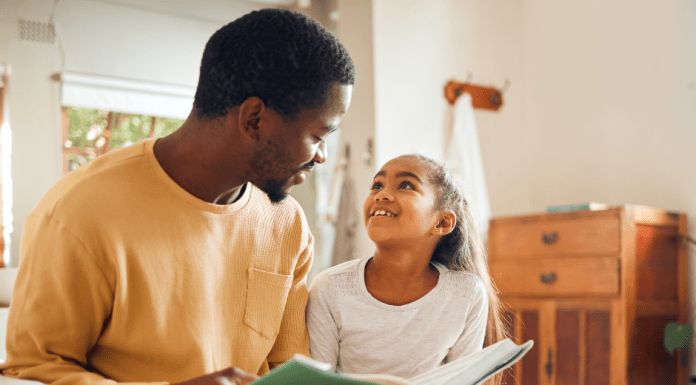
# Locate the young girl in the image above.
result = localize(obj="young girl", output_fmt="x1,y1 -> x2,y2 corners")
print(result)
306,154 -> 507,382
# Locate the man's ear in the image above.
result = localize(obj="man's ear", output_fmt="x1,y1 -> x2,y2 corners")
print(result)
238,97 -> 266,142
432,211 -> 456,236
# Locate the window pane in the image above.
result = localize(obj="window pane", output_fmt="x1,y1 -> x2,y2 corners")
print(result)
63,106 -> 184,174
110,113 -> 145,149
68,152 -> 96,171
109,114 -> 183,149
154,117 -> 184,138
65,107 -> 109,149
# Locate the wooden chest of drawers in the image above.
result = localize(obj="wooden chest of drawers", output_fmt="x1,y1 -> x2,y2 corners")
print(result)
488,206 -> 689,385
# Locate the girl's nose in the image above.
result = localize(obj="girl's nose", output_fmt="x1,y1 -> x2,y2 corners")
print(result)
374,189 -> 393,201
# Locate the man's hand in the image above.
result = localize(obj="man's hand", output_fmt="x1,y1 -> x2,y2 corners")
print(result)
171,367 -> 259,385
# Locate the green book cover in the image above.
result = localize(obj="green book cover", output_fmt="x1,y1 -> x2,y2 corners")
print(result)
252,356 -> 381,385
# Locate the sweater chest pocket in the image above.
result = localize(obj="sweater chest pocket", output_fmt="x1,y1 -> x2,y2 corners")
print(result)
244,268 -> 293,339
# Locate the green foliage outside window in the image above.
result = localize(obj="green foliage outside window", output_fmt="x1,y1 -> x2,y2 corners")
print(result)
65,107 -> 108,149
109,114 -> 184,149
66,153 -> 97,170
63,106 -> 183,171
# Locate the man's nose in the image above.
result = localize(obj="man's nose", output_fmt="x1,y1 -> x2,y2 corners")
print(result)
313,141 -> 327,164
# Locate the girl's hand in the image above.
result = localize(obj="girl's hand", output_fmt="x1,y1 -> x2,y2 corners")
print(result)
170,367 -> 259,385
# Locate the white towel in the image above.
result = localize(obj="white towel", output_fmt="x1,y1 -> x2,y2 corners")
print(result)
444,93 -> 492,242
330,172 -> 359,267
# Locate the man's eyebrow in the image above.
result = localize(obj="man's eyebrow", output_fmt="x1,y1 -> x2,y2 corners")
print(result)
372,170 -> 423,183
322,125 -> 339,133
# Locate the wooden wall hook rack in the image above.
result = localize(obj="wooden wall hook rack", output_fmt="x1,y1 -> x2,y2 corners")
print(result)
444,77 -> 509,111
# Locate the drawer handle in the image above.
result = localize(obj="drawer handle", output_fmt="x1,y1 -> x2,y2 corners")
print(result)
540,272 -> 557,284
542,232 -> 558,244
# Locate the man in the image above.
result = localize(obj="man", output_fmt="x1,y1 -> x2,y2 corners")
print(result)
1,8 -> 354,385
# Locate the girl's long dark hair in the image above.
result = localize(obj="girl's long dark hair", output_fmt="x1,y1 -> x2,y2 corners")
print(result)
406,154 -> 508,384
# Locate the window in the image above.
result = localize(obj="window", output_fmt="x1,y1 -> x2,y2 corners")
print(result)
57,71 -> 194,174
0,63 -> 9,267
61,107 -> 183,174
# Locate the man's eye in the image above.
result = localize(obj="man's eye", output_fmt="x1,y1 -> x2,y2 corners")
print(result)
314,135 -> 325,143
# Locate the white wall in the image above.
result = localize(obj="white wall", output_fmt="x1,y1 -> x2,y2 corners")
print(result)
372,0 -> 529,217
0,0 -> 262,267
522,0 -> 696,215
335,0 -> 377,260
451,0 -> 530,218
56,0 -> 217,86
0,0 -> 64,268
373,0 -> 457,166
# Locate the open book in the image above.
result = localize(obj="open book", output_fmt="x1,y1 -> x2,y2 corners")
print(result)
252,338 -> 534,385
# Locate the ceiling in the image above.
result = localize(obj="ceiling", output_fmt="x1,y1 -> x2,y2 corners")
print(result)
87,0 -> 291,24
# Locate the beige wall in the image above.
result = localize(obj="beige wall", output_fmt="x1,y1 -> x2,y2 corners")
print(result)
522,0 -> 695,214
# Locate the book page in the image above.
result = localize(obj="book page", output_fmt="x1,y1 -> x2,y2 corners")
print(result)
0,376 -> 44,384
409,339 -> 533,385
348,373 -> 416,385
457,341 -> 533,385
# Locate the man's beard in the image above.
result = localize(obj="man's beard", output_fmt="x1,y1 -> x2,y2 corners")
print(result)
259,162 -> 313,204
248,140 -> 313,204
260,176 -> 292,204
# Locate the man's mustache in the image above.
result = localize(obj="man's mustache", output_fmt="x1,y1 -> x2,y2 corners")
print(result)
296,162 -> 315,173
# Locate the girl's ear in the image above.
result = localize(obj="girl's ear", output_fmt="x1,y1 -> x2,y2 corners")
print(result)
238,97 -> 266,142
433,211 -> 456,236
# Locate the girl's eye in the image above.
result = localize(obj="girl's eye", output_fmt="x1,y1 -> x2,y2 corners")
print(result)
370,182 -> 383,190
314,135 -> 326,143
399,181 -> 414,189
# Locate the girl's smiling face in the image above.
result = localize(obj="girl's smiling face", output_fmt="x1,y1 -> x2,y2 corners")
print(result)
363,156 -> 445,245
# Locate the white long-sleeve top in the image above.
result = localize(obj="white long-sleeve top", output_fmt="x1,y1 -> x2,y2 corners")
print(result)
306,257 -> 488,379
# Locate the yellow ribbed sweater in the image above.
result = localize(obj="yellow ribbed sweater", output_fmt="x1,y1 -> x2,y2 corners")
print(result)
1,139 -> 312,384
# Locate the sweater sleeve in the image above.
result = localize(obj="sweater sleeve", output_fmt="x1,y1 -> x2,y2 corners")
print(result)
444,276 -> 489,363
305,272 -> 339,370
266,233 -> 314,364
0,214 -> 166,385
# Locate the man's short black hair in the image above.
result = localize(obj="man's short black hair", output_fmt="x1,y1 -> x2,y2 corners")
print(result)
193,8 -> 355,119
